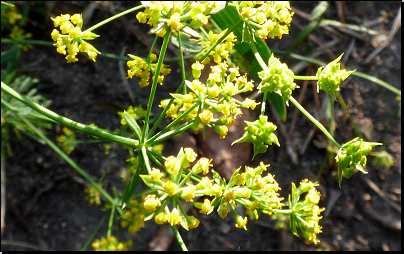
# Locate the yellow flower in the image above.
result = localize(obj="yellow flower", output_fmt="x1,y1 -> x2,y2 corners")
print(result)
66,54 -> 78,63
69,26 -> 82,39
233,173 -> 246,186
200,198 -> 212,215
235,215 -> 248,230
150,168 -> 164,181
166,12 -> 182,31
167,208 -> 183,226
199,110 -> 213,125
165,156 -> 179,175
70,13 -> 82,25
51,29 -> 60,41
60,21 -> 74,34
155,212 -> 168,225
143,194 -> 161,212
163,180 -> 179,196
87,51 -> 97,62
217,204 -> 230,219
196,177 -> 212,190
184,147 -> 197,163
187,216 -> 200,230
182,185 -> 196,202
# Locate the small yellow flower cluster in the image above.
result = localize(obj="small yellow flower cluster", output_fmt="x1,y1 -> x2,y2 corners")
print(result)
127,54 -> 171,87
4,6 -> 22,25
198,30 -> 237,64
118,104 -> 147,125
140,149 -> 283,232
91,236 -> 133,251
120,198 -> 147,234
160,62 -> 258,139
235,1 -> 294,40
56,126 -> 77,155
3,6 -> 33,51
84,184 -> 102,206
136,1 -> 219,37
50,13 -> 100,63
290,179 -> 325,245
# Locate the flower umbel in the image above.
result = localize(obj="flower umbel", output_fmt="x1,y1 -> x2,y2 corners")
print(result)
335,137 -> 382,187
316,53 -> 356,97
258,53 -> 298,103
233,115 -> 280,159
51,13 -> 100,63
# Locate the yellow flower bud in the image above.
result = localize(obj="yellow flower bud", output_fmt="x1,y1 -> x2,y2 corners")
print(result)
167,208 -> 182,226
235,215 -> 248,230
200,198 -> 212,214
163,180 -> 179,196
143,194 -> 161,212
155,212 -> 168,225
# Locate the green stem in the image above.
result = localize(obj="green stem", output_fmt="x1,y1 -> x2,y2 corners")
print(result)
85,5 -> 145,32
172,225 -> 188,251
261,92 -> 267,115
1,82 -> 139,148
150,120 -> 198,146
289,96 -> 341,149
293,75 -> 318,81
147,102 -> 200,145
15,113 -> 114,204
176,30 -> 187,94
107,202 -> 116,237
248,37 -> 267,70
142,29 -> 172,143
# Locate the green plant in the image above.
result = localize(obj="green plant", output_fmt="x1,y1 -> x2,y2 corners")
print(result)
1,1 -> 399,250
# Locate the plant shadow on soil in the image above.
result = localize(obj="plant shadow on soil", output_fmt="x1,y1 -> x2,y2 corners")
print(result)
1,1 -> 401,251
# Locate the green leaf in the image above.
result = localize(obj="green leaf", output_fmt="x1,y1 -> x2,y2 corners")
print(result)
267,92 -> 287,121
170,32 -> 204,53
121,158 -> 144,209
211,4 -> 286,120
123,111 -> 142,140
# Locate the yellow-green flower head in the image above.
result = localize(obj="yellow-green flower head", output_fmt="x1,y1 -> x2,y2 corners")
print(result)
192,157 -> 213,175
137,1 -> 220,37
235,1 -> 294,40
233,115 -> 280,159
182,185 -> 196,202
120,197 -> 147,234
232,172 -> 246,186
143,194 -> 161,212
200,198 -> 213,214
163,180 -> 179,196
316,54 -> 356,97
217,203 -> 230,219
167,208 -> 183,226
155,212 -> 168,225
235,215 -> 248,230
258,54 -> 298,103
187,216 -> 200,230
184,147 -> 198,163
150,167 -> 164,181
335,137 -> 381,187
51,13 -> 100,63
165,155 -> 180,175
92,236 -> 133,251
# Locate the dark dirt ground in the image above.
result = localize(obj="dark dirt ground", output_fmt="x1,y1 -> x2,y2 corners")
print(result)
1,1 -> 401,251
